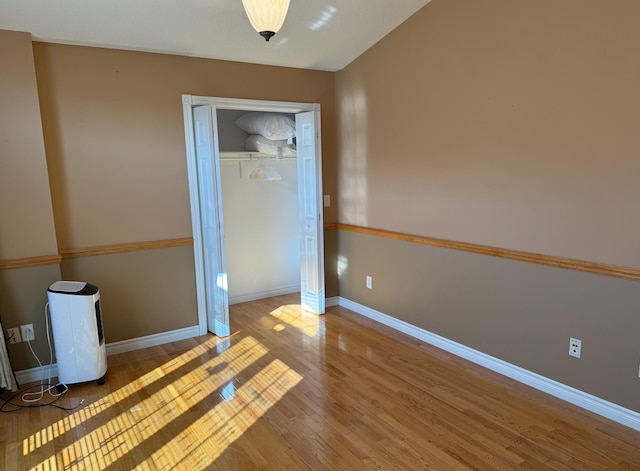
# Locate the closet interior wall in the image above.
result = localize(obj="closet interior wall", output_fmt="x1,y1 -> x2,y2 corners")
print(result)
216,109 -> 300,304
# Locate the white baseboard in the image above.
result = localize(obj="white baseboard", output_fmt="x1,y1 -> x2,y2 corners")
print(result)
16,294 -> 339,385
229,284 -> 301,305
105,325 -> 201,356
15,364 -> 58,387
15,325 -> 201,385
338,297 -> 640,432
325,296 -> 339,307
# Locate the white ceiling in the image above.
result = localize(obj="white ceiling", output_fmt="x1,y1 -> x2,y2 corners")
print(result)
0,0 -> 431,71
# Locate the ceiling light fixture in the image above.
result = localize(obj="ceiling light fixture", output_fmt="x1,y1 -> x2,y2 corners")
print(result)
249,157 -> 282,180
242,0 -> 290,42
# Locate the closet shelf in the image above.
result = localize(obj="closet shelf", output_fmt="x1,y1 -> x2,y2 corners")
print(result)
219,151 -> 296,161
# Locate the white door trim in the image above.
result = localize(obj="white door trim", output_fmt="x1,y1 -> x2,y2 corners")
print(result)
182,95 -> 323,336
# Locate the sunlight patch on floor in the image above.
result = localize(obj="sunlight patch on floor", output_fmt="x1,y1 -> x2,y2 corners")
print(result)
270,304 -> 321,337
24,335 -> 225,454
25,335 -> 301,470
23,335 -> 251,454
140,359 -> 302,469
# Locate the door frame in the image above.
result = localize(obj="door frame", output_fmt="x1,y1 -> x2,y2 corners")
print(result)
182,95 -> 325,336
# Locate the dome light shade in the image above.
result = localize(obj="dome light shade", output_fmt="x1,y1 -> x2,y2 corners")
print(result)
242,0 -> 290,41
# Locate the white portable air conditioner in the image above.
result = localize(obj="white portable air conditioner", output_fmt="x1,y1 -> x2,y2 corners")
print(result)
47,281 -> 107,385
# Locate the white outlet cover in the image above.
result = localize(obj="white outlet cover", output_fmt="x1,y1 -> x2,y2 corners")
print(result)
7,327 -> 21,344
569,337 -> 582,358
21,324 -> 34,341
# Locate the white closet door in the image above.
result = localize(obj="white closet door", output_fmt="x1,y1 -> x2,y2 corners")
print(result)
193,105 -> 230,336
296,110 -> 325,314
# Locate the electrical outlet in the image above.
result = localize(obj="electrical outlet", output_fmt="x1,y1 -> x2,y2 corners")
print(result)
366,275 -> 373,289
6,327 -> 21,344
569,337 -> 582,358
323,194 -> 331,207
20,324 -> 34,341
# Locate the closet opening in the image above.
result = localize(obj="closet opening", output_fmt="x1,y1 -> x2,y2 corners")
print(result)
182,96 -> 325,337
217,109 -> 300,306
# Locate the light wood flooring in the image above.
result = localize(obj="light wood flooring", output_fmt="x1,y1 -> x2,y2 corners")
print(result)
2,293 -> 640,470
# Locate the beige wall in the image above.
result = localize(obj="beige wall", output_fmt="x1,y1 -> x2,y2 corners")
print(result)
324,229 -> 339,298
32,41 -> 339,344
0,33 -> 338,370
338,230 -> 640,413
33,43 -> 338,250
0,30 -> 58,259
60,246 -> 197,342
0,265 -> 61,371
336,0 -> 640,268
0,30 -> 61,371
335,0 -> 640,413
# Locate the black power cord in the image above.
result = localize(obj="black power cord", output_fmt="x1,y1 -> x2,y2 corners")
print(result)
0,384 -> 84,413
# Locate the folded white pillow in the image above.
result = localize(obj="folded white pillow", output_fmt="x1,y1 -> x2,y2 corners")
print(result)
235,112 -> 296,141
245,135 -> 297,157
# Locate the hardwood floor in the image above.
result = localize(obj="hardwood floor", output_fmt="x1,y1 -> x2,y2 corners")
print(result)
2,293 -> 640,470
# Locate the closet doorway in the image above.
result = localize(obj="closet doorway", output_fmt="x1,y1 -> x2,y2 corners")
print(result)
182,95 -> 325,337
